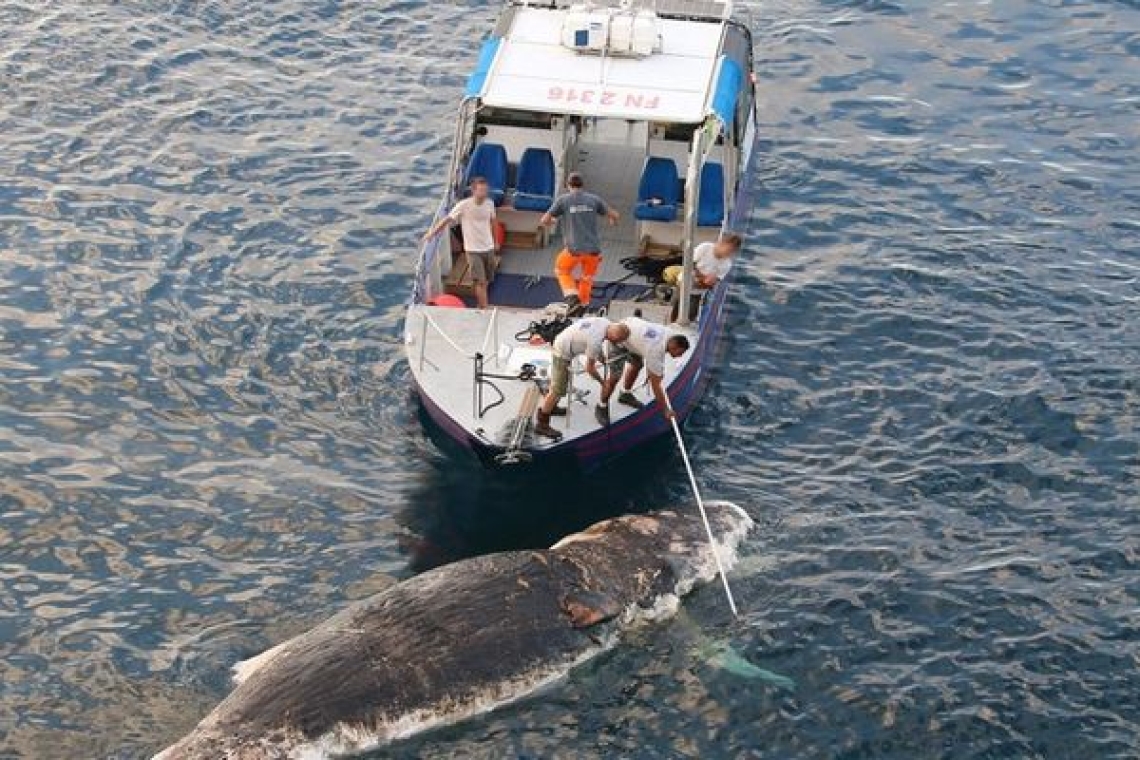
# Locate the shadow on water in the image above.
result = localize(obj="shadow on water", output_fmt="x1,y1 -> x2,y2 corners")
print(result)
396,413 -> 686,573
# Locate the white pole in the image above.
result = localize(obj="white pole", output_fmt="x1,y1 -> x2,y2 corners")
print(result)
666,399 -> 740,618
565,358 -> 574,429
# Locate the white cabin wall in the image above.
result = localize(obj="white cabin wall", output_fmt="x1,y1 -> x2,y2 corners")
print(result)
647,137 -> 691,177
581,118 -> 649,148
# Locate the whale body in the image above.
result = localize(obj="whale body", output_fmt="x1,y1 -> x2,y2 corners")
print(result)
155,503 -> 753,759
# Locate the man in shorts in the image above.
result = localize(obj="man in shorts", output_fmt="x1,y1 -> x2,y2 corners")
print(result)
533,317 -> 631,439
610,316 -> 691,422
423,177 -> 498,309
540,173 -> 620,315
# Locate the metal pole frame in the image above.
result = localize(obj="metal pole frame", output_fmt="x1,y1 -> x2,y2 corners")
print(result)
678,122 -> 708,325
473,352 -> 484,420
419,314 -> 429,372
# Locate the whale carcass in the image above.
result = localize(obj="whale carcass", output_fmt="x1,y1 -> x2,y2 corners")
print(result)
156,503 -> 753,759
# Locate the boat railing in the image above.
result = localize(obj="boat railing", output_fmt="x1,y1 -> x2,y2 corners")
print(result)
415,306 -> 502,372
417,308 -> 466,371
479,306 -> 501,362
412,221 -> 442,305
511,0 -> 733,21
416,306 -> 543,425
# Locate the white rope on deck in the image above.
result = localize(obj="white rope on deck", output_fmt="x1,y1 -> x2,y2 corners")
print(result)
419,309 -> 476,359
478,307 -> 500,362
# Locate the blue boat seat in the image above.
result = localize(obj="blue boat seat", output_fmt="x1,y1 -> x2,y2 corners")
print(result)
464,142 -> 509,206
634,157 -> 680,222
512,148 -> 556,212
697,162 -> 725,227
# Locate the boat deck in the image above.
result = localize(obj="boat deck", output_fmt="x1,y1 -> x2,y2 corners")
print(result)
406,303 -> 697,457
497,141 -> 645,279
411,129 -> 715,463
483,135 -> 673,310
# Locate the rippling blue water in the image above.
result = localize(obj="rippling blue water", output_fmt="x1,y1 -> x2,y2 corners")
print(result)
1,1 -> 1137,757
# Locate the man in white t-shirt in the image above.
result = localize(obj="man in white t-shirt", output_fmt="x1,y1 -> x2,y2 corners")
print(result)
609,316 -> 691,422
663,232 -> 742,290
423,177 -> 499,308
533,317 -> 631,439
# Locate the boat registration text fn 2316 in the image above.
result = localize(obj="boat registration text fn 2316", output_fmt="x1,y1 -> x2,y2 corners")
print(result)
547,86 -> 661,111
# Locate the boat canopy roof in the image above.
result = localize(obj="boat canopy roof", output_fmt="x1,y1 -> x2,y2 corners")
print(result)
528,0 -> 734,20
466,3 -> 748,126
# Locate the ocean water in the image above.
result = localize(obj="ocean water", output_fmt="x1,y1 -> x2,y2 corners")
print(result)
1,0 -> 1137,757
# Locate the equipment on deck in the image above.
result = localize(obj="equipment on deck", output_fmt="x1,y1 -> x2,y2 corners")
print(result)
495,384 -> 545,465
620,254 -> 683,282
514,302 -> 575,344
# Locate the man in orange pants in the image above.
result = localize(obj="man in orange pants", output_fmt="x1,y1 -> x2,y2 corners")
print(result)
540,173 -> 620,315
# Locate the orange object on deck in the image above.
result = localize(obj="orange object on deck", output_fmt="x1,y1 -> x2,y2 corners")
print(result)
428,294 -> 466,308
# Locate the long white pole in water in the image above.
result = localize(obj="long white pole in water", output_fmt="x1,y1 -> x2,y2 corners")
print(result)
666,399 -> 740,618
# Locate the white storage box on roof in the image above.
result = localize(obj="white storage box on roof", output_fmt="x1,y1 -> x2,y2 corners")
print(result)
561,7 -> 610,53
561,5 -> 661,58
609,10 -> 660,57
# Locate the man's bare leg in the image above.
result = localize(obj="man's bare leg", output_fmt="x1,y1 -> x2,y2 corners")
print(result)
601,371 -> 619,406
618,362 -> 645,409
622,362 -> 638,393
540,388 -> 558,417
